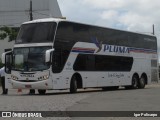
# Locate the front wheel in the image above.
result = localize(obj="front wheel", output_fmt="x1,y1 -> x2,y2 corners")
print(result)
131,75 -> 138,89
38,90 -> 46,95
125,75 -> 138,89
70,76 -> 77,93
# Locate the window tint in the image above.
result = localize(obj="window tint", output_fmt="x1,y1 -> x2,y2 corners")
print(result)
16,22 -> 57,44
13,47 -> 51,72
127,33 -> 157,50
52,48 -> 70,73
73,54 -> 87,71
52,49 -> 62,73
74,54 -> 133,72
56,21 -> 157,50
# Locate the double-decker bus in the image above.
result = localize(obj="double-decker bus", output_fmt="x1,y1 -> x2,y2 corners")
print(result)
2,18 -> 158,95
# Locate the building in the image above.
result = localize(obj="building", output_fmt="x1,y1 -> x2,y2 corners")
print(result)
0,0 -> 62,27
0,0 -> 62,59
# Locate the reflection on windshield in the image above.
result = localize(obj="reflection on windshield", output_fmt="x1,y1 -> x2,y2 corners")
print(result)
13,47 -> 51,72
16,22 -> 57,44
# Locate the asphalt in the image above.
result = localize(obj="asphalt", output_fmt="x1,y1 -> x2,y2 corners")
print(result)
0,83 -> 160,120
67,83 -> 160,120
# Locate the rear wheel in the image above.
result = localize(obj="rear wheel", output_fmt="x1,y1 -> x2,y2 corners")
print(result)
138,76 -> 146,89
38,90 -> 46,95
70,76 -> 77,93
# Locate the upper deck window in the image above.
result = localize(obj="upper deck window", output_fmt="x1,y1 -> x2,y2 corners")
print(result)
16,22 -> 57,44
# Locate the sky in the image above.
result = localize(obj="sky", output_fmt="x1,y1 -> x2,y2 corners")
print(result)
57,0 -> 160,58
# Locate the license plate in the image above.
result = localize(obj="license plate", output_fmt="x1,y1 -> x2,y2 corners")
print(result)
25,85 -> 32,88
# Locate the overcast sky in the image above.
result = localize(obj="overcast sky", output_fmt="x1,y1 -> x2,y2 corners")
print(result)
57,0 -> 160,52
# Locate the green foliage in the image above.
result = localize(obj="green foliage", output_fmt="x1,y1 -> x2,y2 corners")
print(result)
0,26 -> 19,41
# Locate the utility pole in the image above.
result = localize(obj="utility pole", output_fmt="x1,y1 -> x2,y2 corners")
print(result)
29,0 -> 35,95
29,0 -> 33,21
153,24 -> 155,35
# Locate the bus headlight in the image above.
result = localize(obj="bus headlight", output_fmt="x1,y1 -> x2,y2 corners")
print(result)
11,75 -> 19,80
38,75 -> 49,80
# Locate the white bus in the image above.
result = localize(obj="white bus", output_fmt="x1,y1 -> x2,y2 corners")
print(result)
2,18 -> 158,95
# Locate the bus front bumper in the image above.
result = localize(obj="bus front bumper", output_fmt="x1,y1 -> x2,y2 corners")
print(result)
8,80 -> 53,89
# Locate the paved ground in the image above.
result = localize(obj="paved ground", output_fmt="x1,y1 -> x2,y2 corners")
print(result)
0,83 -> 160,120
0,88 -> 91,120
67,84 -> 160,120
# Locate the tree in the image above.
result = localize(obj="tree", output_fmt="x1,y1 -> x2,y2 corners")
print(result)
0,26 -> 19,42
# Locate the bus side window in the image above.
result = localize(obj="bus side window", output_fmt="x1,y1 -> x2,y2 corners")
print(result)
86,55 -> 95,71
52,47 -> 70,73
73,54 -> 87,71
52,49 -> 62,73
62,50 -> 70,66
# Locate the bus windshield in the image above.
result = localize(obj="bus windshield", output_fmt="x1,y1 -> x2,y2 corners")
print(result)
16,22 -> 57,44
12,47 -> 51,72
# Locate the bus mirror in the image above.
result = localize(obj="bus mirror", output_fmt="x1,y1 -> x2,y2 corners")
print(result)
2,51 -> 12,74
2,51 -> 12,64
45,49 -> 54,63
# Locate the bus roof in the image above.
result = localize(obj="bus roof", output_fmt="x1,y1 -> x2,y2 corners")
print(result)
23,18 -> 66,24
22,18 -> 156,38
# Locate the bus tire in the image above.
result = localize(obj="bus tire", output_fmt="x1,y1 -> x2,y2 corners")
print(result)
138,75 -> 146,89
38,90 -> 46,95
70,76 -> 77,93
131,75 -> 138,89
125,75 -> 138,89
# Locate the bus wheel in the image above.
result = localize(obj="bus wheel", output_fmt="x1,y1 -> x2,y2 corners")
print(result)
38,90 -> 46,95
138,76 -> 146,89
131,75 -> 138,89
70,76 -> 77,93
125,75 -> 138,89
